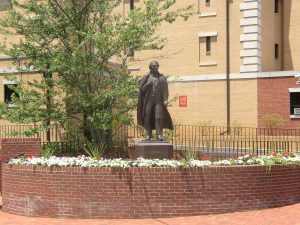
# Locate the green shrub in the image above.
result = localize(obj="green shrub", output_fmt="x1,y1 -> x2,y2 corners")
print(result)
180,149 -> 201,160
40,142 -> 57,158
83,142 -> 105,159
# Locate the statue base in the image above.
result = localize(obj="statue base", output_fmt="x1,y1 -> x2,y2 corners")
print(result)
134,140 -> 173,160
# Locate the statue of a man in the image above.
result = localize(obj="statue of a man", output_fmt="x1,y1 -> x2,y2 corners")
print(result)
137,61 -> 173,140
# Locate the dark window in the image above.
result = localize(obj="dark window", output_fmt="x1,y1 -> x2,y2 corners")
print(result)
206,0 -> 210,5
130,0 -> 134,10
290,92 -> 300,115
4,84 -> 18,104
275,0 -> 279,13
0,0 -> 11,11
206,36 -> 211,53
275,44 -> 279,59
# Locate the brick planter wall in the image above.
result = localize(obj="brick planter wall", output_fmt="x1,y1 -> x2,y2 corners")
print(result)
0,138 -> 40,193
2,164 -> 300,218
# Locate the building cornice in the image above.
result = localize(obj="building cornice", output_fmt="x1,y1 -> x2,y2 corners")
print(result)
0,66 -> 37,74
0,65 -> 298,83
168,71 -> 300,82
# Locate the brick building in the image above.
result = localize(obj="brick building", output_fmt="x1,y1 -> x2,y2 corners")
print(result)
0,0 -> 300,128
126,0 -> 300,129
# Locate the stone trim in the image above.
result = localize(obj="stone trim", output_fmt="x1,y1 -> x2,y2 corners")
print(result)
198,31 -> 218,37
198,61 -> 218,67
198,12 -> 217,18
240,0 -> 262,73
0,66 -> 37,74
289,88 -> 300,93
2,79 -> 16,84
168,71 -> 300,82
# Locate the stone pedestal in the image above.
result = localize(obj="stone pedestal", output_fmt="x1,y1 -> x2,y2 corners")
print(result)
134,140 -> 173,159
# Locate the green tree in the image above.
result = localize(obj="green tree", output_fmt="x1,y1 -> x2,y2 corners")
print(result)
0,0 -> 192,148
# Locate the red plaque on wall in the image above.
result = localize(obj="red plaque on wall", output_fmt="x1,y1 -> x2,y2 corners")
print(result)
179,96 -> 187,107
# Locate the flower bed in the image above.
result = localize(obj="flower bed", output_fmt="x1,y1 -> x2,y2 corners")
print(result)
8,152 -> 300,168
3,152 -> 300,219
3,162 -> 300,219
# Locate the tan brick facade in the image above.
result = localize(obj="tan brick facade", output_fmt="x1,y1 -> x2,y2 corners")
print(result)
0,0 -> 299,128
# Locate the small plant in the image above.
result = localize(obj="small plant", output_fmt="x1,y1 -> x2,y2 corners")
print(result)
40,142 -> 57,158
263,113 -> 286,136
263,113 -> 286,129
163,129 -> 174,141
136,125 -> 147,139
180,148 -> 201,160
83,142 -> 105,159
231,120 -> 243,135
198,120 -> 212,136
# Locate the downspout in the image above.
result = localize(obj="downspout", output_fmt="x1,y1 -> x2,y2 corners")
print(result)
226,0 -> 231,133
280,0 -> 284,70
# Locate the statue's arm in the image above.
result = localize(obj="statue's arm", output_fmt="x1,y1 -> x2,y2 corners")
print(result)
139,75 -> 151,93
161,77 -> 169,104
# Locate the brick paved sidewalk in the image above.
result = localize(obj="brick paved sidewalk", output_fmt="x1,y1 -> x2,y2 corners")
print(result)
1,197 -> 300,225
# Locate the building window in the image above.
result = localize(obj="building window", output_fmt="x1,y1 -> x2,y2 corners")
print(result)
4,84 -> 18,104
290,92 -> 300,115
206,36 -> 211,53
0,0 -> 11,11
275,44 -> 279,59
275,0 -> 279,13
130,0 -> 134,10
205,0 -> 210,6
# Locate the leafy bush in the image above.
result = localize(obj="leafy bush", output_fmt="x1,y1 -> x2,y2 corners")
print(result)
83,142 -> 105,159
40,142 -> 57,158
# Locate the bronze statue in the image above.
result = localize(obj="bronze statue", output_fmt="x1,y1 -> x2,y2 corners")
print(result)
137,61 -> 173,140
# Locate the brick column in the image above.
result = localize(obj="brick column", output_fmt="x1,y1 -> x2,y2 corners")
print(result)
0,138 -> 41,193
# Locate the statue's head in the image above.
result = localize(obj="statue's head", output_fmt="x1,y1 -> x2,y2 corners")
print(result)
149,60 -> 159,73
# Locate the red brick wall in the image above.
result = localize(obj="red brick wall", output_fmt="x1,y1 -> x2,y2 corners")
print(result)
0,138 -> 40,193
2,164 -> 300,218
0,162 -> 2,194
258,76 -> 300,128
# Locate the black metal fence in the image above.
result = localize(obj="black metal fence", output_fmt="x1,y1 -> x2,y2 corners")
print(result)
127,125 -> 300,160
1,124 -> 300,160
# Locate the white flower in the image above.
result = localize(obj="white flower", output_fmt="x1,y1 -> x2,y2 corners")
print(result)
213,160 -> 231,166
246,159 -> 255,164
236,160 -> 244,165
8,154 -> 300,168
188,160 -> 212,167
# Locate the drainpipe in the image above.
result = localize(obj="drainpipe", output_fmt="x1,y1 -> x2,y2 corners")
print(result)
280,0 -> 284,70
226,0 -> 231,133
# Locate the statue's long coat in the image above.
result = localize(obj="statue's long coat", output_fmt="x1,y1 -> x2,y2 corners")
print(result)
137,73 -> 173,130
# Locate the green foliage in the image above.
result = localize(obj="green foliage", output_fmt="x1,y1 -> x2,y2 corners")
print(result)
163,129 -> 174,141
83,141 -> 105,159
41,142 -> 57,158
0,0 -> 193,146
